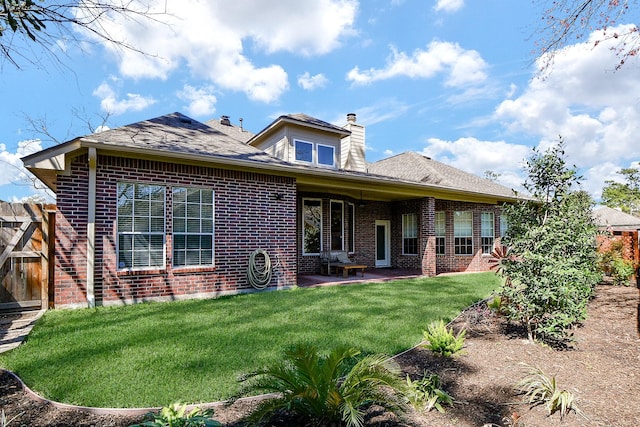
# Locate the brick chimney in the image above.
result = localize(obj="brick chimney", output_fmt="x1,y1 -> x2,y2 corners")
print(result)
341,113 -> 366,172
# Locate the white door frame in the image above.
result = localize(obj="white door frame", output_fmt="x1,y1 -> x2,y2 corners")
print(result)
375,220 -> 391,267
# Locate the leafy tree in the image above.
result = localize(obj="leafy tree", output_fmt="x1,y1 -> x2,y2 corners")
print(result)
498,140 -> 601,344
1,0 -> 165,68
601,166 -> 640,215
235,344 -> 408,427
535,0 -> 639,72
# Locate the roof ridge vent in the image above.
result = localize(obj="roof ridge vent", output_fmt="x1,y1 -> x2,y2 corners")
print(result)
220,115 -> 231,126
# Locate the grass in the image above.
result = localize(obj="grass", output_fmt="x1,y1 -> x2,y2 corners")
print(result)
0,272 -> 499,408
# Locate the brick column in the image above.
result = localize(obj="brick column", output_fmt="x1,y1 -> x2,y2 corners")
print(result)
420,197 -> 436,276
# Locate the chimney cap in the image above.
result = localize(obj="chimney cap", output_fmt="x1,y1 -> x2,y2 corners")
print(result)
220,115 -> 231,126
346,113 -> 356,123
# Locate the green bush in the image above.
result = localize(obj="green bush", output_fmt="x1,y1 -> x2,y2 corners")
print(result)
422,320 -> 465,357
235,344 -> 408,427
611,257 -> 635,285
131,403 -> 220,427
405,372 -> 453,413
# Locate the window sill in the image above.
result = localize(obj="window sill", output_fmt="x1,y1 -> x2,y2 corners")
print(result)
117,268 -> 167,276
172,265 -> 217,274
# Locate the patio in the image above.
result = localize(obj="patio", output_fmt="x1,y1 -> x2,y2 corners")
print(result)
297,267 -> 423,288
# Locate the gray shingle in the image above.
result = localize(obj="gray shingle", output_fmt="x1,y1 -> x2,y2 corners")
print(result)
593,206 -> 640,229
368,151 -> 515,198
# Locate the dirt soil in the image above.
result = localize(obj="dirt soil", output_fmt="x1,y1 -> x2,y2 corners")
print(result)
0,284 -> 638,426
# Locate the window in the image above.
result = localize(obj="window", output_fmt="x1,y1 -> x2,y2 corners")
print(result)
330,200 -> 344,251
295,140 -> 313,163
500,214 -> 509,238
347,203 -> 355,253
173,187 -> 214,266
317,144 -> 335,167
302,199 -> 322,254
294,139 -> 336,168
402,213 -> 418,255
454,211 -> 473,255
435,211 -> 445,255
481,212 -> 494,254
117,183 -> 165,269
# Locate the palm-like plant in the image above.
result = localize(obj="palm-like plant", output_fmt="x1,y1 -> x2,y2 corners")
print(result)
235,344 -> 408,427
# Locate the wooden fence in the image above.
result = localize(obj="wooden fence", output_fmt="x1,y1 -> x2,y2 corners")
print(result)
0,202 -> 54,311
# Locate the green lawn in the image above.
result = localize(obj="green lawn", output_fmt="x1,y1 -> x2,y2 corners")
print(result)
0,272 -> 499,408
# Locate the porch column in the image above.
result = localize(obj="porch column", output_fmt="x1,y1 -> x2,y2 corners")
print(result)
420,197 -> 436,276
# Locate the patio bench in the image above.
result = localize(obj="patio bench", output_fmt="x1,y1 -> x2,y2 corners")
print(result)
320,250 -> 356,276
335,264 -> 367,278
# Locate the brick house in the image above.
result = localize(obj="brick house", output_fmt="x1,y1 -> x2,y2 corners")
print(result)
23,111 -> 519,308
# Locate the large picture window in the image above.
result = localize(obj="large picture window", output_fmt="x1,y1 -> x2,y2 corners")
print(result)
117,183 -> 165,269
454,211 -> 473,255
402,213 -> 418,255
330,200 -> 344,251
481,212 -> 495,254
302,199 -> 322,254
173,187 -> 214,266
435,211 -> 445,255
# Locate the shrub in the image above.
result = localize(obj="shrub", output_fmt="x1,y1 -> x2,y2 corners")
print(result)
235,344 -> 408,427
405,372 -> 453,413
516,365 -> 586,420
422,320 -> 465,357
611,257 -> 635,285
132,403 -> 220,427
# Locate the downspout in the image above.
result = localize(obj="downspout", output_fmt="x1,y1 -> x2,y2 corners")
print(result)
87,147 -> 97,308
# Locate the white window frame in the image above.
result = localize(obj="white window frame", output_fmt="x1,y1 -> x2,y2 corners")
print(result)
435,211 -> 446,255
347,203 -> 355,253
294,139 -> 313,164
500,214 -> 509,238
330,200 -> 344,251
481,212 -> 495,254
172,187 -> 215,267
317,143 -> 336,167
116,182 -> 166,270
302,198 -> 323,255
454,211 -> 473,255
402,213 -> 418,255
293,139 -> 336,168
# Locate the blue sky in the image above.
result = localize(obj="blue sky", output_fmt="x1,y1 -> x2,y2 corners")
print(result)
1,0 -> 639,202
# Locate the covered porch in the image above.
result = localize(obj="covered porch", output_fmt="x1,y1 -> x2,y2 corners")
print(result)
297,267 -> 423,288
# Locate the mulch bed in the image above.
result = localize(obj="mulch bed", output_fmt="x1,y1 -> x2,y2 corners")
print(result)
0,284 -> 638,426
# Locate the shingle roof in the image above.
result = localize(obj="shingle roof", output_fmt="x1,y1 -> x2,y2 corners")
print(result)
81,112 -> 282,165
205,116 -> 254,143
593,206 -> 640,230
368,151 -> 515,199
284,113 -> 351,134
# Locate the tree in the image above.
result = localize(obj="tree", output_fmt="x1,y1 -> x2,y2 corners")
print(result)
536,0 -> 639,71
601,166 -> 640,215
0,0 -> 165,68
497,139 -> 601,344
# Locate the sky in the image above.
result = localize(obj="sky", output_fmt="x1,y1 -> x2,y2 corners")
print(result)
1,0 -> 640,203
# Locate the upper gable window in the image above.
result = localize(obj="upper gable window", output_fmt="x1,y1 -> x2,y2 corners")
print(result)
295,140 -> 313,163
294,139 -> 336,168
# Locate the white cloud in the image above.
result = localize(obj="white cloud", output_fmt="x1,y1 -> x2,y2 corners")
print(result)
77,0 -> 356,103
434,0 -> 464,13
347,41 -> 487,87
494,24 -> 640,199
0,140 -> 54,201
298,72 -> 329,90
422,137 -> 530,190
177,84 -> 218,117
92,82 -> 156,115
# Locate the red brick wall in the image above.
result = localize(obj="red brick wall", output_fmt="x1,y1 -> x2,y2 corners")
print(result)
54,154 -> 297,308
434,200 -> 503,274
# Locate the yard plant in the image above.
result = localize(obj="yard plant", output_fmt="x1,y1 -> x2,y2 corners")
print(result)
498,140 -> 601,344
236,344 -> 407,427
516,365 -> 584,420
421,320 -> 465,357
0,272 -> 498,407
405,372 -> 453,413
132,403 -> 220,427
